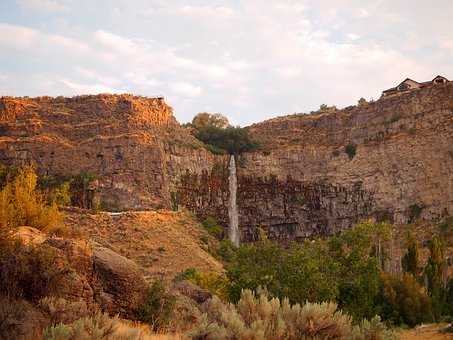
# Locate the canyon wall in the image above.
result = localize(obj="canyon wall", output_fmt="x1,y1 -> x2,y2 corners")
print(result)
177,83 -> 453,241
0,94 -> 217,210
1,84 -> 453,242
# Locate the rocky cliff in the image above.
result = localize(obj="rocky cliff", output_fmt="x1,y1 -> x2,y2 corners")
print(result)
1,84 -> 453,242
177,83 -> 453,241
0,94 -> 217,210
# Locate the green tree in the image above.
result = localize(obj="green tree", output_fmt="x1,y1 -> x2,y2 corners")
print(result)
424,236 -> 447,320
194,125 -> 259,155
358,98 -> 368,106
191,112 -> 230,129
402,233 -> 420,278
329,222 -> 392,320
378,273 -> 433,326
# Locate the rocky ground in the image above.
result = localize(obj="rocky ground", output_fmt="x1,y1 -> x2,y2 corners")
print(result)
63,207 -> 223,280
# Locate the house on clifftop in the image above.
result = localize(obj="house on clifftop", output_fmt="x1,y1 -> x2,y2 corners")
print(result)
382,75 -> 450,97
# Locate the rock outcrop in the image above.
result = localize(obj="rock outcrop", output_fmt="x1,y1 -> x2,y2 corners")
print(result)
12,228 -> 148,318
2,84 -> 453,242
92,245 -> 148,317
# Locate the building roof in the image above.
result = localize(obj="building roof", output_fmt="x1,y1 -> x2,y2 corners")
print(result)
382,75 -> 449,94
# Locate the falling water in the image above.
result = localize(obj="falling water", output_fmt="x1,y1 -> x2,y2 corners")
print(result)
228,155 -> 240,247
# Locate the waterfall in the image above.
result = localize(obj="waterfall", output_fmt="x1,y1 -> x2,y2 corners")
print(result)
228,155 -> 240,247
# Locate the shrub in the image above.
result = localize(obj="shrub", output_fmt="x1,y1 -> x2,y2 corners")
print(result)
0,166 -> 63,234
69,172 -> 97,209
408,203 -> 423,223
202,217 -> 224,239
39,297 -> 89,326
351,316 -> 396,340
187,289 -> 394,340
136,280 -> 176,332
345,143 -> 357,160
42,313 -> 117,340
378,272 -> 433,327
0,238 -> 71,301
0,296 -> 29,340
183,269 -> 230,301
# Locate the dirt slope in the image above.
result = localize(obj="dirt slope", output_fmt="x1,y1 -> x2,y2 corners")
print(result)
64,208 -> 223,280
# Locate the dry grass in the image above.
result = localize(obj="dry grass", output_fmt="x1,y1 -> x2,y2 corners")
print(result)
64,208 -> 223,280
398,323 -> 452,340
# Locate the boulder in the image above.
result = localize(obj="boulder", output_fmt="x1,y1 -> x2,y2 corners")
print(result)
174,280 -> 212,304
92,245 -> 148,317
11,226 -> 46,245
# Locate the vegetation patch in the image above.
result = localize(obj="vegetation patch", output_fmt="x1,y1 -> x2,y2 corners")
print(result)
189,112 -> 259,155
408,203 -> 424,223
136,280 -> 176,332
345,143 -> 357,160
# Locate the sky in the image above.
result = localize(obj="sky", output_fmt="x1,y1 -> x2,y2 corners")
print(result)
1,1 -> 453,125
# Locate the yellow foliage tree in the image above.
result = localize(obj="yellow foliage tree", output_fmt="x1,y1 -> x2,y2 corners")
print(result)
0,166 -> 63,234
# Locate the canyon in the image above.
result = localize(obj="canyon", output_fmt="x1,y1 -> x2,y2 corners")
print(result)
1,83 -> 453,242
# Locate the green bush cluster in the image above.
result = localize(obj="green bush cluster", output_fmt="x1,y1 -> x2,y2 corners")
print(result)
221,222 -> 452,327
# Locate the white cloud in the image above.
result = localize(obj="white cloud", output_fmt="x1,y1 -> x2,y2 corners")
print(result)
347,33 -> 361,41
60,79 -> 122,94
17,0 -> 67,11
178,5 -> 235,18
3,0 -> 453,125
169,81 -> 202,97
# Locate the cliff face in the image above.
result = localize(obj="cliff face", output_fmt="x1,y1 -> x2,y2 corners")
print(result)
0,94 -> 215,210
178,83 -> 453,241
1,84 -> 453,242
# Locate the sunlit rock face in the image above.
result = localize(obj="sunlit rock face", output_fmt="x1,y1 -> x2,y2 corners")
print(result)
177,83 -> 453,241
0,94 -> 213,210
2,83 -> 453,242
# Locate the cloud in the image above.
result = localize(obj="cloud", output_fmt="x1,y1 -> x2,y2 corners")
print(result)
178,5 -> 235,18
169,81 -> 202,97
60,79 -> 122,94
3,0 -> 453,125
17,0 -> 67,11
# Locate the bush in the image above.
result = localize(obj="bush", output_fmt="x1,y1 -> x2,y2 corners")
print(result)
69,172 -> 97,209
187,289 -> 394,340
378,273 -> 433,327
42,313 -> 117,340
182,269 -> 230,301
0,238 -> 71,301
136,280 -> 176,332
345,143 -> 357,160
202,217 -> 224,239
0,166 -> 63,234
0,296 -> 29,340
408,203 -> 424,223
39,297 -> 89,326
